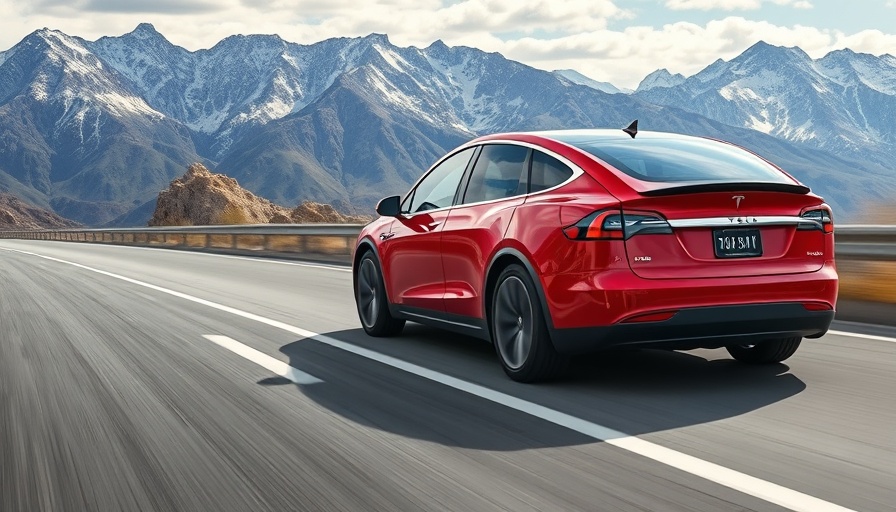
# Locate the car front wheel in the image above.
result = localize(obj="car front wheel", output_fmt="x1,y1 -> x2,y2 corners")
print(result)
491,264 -> 567,382
726,337 -> 802,364
356,251 -> 405,337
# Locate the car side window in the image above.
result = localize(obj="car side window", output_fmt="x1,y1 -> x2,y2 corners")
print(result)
530,150 -> 574,192
406,148 -> 474,213
462,144 -> 530,204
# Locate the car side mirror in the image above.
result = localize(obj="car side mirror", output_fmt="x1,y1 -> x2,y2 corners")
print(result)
376,195 -> 401,217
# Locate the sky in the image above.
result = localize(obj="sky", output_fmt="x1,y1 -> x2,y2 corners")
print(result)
1,0 -> 895,89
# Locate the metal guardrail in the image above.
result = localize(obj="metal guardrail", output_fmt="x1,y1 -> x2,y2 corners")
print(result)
0,224 -> 365,264
1,224 -> 894,261
831,225 -> 896,261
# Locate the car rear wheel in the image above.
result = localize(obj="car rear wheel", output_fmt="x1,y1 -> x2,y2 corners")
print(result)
492,264 -> 567,382
726,337 -> 802,364
356,252 -> 405,337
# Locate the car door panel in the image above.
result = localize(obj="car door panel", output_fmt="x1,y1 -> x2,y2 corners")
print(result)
441,144 -> 531,319
379,147 -> 476,314
382,211 -> 451,311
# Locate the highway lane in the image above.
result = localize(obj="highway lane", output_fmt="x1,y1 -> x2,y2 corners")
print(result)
1,240 -> 894,511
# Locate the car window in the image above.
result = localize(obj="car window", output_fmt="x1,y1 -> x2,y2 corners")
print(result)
558,135 -> 792,184
530,150 -> 573,192
407,148 -> 474,213
462,144 -> 530,204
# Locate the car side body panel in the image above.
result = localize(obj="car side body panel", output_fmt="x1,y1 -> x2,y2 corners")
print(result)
442,198 -> 523,318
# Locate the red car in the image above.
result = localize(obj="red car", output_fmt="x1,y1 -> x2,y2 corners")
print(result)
352,125 -> 838,382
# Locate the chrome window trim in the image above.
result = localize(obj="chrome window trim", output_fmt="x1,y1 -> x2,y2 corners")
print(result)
668,216 -> 821,229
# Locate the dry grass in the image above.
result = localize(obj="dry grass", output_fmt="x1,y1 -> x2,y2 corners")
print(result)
265,234 -> 302,252
209,234 -> 233,248
304,235 -> 351,254
215,204 -> 252,225
837,260 -> 896,303
184,234 -> 207,247
234,234 -> 265,250
157,215 -> 193,226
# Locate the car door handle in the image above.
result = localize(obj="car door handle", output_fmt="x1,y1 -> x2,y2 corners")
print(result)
379,232 -> 395,240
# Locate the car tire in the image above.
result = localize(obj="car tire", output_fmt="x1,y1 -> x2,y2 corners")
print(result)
491,264 -> 567,382
726,337 -> 802,364
355,251 -> 405,337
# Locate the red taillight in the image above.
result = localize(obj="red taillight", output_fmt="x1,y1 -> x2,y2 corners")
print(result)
799,205 -> 834,233
564,209 -> 672,241
802,302 -> 833,311
563,210 -> 624,240
621,311 -> 678,323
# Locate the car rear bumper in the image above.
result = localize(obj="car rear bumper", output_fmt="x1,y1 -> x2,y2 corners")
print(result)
549,302 -> 835,354
541,262 -> 838,329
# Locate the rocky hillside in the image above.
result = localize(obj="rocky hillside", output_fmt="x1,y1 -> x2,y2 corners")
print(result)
148,163 -> 368,226
0,194 -> 80,229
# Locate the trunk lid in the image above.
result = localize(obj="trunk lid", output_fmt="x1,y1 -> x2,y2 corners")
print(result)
621,190 -> 828,279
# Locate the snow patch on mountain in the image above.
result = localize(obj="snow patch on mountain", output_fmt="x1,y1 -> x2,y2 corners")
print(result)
96,92 -> 162,118
375,44 -> 411,72
636,69 -> 686,91
30,72 -> 49,101
364,65 -> 443,125
553,69 -> 627,94
421,52 -> 489,130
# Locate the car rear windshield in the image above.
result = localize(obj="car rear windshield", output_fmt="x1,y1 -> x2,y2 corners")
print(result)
557,135 -> 793,184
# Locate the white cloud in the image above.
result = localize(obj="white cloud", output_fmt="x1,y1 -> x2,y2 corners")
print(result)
0,1 -> 890,91
497,17 -> 896,89
666,0 -> 761,9
665,0 -> 812,10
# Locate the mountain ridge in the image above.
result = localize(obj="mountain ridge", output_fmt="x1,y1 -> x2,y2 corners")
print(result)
0,27 -> 893,225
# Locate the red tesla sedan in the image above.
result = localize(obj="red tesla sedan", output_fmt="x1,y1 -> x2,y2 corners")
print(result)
352,126 -> 838,382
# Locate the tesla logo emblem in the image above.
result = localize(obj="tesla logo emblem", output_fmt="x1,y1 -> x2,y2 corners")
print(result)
732,195 -> 745,209
728,217 -> 758,224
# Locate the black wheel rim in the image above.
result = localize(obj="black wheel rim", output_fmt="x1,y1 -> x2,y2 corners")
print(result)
494,276 -> 534,370
358,258 -> 379,328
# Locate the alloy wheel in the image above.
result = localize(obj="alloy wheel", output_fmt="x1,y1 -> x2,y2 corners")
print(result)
357,258 -> 379,328
494,276 -> 535,370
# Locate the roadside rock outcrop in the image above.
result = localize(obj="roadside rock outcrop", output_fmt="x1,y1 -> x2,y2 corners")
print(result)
149,163 -> 369,226
0,194 -> 80,229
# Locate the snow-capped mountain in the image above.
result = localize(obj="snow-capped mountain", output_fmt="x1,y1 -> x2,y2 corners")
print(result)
0,28 -> 199,222
553,69 -> 629,94
636,69 -> 687,91
0,26 -> 894,225
634,41 -> 896,165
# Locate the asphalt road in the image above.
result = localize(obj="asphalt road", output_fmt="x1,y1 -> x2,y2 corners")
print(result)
1,240 -> 893,512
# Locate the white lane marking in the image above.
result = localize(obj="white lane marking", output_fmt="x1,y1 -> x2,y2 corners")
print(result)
828,330 -> 896,344
0,246 -> 858,512
204,335 -> 323,385
0,239 -> 352,272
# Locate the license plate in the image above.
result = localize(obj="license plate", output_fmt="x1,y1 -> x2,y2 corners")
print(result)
713,228 -> 762,258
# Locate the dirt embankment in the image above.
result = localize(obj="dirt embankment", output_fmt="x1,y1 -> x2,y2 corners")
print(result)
0,194 -> 81,229
149,163 -> 369,226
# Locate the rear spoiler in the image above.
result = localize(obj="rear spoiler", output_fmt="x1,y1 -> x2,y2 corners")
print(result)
640,182 -> 810,197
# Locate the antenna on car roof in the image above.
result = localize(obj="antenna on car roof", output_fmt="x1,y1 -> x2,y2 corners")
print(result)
622,119 -> 638,138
